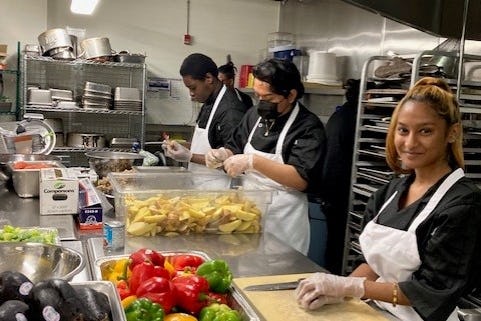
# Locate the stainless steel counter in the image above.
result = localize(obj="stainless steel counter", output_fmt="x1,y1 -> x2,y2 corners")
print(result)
0,185 -> 324,279
88,232 -> 323,279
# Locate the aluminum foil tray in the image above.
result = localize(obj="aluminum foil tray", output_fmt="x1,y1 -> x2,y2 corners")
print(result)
71,281 -> 126,321
93,250 -> 260,321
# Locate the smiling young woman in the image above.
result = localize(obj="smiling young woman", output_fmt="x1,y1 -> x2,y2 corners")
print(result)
295,77 -> 481,321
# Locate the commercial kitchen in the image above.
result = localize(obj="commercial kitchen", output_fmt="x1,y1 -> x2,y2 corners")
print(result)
1,1 -> 481,320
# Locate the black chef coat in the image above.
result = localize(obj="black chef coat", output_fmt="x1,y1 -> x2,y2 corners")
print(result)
196,86 -> 247,149
363,172 -> 481,321
225,102 -> 326,194
234,88 -> 254,110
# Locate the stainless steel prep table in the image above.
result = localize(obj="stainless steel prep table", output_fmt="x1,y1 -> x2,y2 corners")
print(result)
0,185 -> 324,279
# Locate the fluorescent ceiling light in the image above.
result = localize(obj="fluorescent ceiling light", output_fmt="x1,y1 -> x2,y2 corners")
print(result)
71,0 -> 99,15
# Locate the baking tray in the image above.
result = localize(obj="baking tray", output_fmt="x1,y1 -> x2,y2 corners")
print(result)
93,251 -> 260,321
71,281 -> 126,321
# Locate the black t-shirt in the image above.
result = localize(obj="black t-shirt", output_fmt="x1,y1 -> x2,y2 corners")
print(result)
225,102 -> 326,194
363,172 -> 481,321
196,86 -> 247,149
234,88 -> 254,111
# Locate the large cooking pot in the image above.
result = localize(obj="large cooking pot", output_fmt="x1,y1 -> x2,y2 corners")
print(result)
38,28 -> 73,55
67,133 -> 106,148
79,37 -> 114,60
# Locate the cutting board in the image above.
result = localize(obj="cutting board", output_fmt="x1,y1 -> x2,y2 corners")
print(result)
233,274 -> 388,321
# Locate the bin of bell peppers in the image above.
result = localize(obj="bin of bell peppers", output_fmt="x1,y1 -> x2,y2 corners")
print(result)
104,248 -> 241,321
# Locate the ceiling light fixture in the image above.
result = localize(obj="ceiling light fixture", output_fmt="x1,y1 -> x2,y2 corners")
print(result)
70,0 -> 99,15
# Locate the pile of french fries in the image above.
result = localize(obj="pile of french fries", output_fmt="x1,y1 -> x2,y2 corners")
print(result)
124,192 -> 263,236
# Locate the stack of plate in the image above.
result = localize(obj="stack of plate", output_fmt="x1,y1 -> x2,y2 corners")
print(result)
82,81 -> 112,110
113,87 -> 142,112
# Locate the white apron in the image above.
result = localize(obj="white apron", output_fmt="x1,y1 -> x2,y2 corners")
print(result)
242,103 -> 310,255
359,168 -> 465,321
188,85 -> 230,187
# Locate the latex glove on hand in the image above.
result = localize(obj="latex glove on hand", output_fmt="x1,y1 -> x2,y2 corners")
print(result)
162,140 -> 192,162
205,147 -> 231,169
223,154 -> 253,177
295,273 -> 365,310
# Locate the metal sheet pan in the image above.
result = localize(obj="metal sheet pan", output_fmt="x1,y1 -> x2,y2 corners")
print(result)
71,281 -> 126,321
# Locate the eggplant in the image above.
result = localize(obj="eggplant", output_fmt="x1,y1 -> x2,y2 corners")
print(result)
0,300 -> 30,321
0,271 -> 34,304
75,287 -> 111,321
27,278 -> 85,321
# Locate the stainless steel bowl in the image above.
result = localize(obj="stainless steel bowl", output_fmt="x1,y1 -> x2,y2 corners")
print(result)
85,151 -> 144,178
0,242 -> 85,283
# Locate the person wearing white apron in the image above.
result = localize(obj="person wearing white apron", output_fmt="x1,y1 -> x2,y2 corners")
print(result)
206,58 -> 327,255
163,53 -> 247,174
295,77 -> 481,321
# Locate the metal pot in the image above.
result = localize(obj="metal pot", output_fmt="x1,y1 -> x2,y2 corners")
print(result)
79,37 -> 114,60
38,28 -> 73,55
114,51 -> 146,64
67,133 -> 106,148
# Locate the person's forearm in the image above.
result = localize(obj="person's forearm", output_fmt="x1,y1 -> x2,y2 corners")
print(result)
350,263 -> 411,306
252,154 -> 307,191
190,153 -> 205,165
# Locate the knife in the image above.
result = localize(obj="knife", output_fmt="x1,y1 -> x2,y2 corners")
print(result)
243,279 -> 303,291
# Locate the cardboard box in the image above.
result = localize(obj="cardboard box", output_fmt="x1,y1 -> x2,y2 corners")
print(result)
40,168 -> 79,215
77,178 -> 103,230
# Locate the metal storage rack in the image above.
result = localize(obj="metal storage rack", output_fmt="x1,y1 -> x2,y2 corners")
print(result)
342,52 -> 481,275
21,56 -> 146,166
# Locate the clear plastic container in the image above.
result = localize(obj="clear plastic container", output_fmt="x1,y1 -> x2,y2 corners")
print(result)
267,32 -> 294,49
108,172 -> 273,236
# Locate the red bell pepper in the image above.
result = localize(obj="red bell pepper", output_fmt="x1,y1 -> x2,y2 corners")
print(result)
169,254 -> 205,272
129,248 -> 165,270
129,261 -> 170,294
135,276 -> 176,313
207,292 -> 229,305
116,279 -> 132,300
172,274 -> 210,315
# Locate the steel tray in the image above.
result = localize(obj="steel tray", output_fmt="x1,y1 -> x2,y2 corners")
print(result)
93,251 -> 260,321
71,281 -> 126,321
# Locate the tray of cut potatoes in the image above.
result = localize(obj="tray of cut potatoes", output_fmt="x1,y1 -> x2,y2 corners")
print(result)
108,172 -> 273,237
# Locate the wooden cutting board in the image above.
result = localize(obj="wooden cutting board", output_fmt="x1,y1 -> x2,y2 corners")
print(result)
233,274 -> 388,321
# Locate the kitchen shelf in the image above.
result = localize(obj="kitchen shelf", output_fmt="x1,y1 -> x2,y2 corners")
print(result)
24,105 -> 142,115
21,54 -> 146,166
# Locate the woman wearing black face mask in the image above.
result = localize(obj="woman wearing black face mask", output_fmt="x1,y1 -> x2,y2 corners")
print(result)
205,58 -> 327,255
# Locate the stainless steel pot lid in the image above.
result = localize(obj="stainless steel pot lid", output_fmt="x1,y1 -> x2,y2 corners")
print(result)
17,119 -> 56,155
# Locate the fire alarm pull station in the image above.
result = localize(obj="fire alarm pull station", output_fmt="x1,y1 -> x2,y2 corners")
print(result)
184,34 -> 192,45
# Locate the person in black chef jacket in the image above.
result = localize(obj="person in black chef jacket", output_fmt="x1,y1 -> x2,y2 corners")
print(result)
205,58 -> 327,255
295,77 -> 481,321
321,79 -> 374,275
218,58 -> 254,111
162,53 -> 247,172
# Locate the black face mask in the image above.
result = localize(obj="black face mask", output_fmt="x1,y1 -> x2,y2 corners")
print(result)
257,100 -> 280,120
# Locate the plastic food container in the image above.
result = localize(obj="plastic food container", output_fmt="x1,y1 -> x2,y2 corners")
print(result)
108,172 -> 272,236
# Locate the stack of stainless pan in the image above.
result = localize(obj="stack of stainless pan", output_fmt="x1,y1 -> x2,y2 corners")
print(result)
82,81 -> 112,110
113,87 -> 142,111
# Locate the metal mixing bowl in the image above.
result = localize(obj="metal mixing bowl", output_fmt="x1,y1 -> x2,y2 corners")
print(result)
0,242 -> 85,283
85,151 -> 144,178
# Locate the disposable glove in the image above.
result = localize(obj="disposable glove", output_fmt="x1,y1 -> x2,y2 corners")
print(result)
162,140 -> 192,162
223,154 -> 253,177
205,147 -> 230,169
295,273 -> 365,310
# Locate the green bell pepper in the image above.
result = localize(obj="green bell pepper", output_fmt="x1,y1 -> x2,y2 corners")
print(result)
199,303 -> 241,321
196,260 -> 233,293
124,297 -> 164,321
